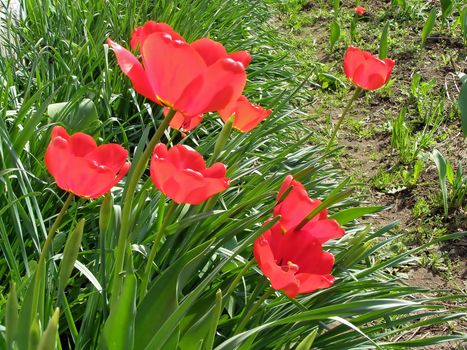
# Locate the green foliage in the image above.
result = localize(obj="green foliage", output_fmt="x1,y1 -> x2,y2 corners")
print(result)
330,20 -> 341,51
440,0 -> 453,19
459,74 -> 467,137
421,8 -> 437,46
0,0 -> 465,349
379,22 -> 390,59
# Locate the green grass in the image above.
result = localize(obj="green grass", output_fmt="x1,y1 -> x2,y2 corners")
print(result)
0,0 -> 466,349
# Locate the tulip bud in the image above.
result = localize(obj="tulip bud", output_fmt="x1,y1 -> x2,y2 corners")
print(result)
6,283 -> 18,350
58,219 -> 85,299
37,308 -> 60,350
99,193 -> 113,235
211,115 -> 234,165
29,318 -> 40,350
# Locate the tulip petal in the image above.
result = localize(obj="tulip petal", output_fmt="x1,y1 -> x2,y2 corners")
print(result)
45,129 -> 73,191
343,46 -> 365,79
141,32 -> 206,107
130,21 -> 185,50
164,107 -> 203,131
85,144 -> 129,173
107,38 -> 155,101
228,51 -> 252,68
176,58 -> 246,115
296,273 -> 335,294
301,219 -> 345,244
166,144 -> 206,172
218,95 -> 271,132
69,132 -> 97,157
191,38 -> 228,66
254,235 -> 300,298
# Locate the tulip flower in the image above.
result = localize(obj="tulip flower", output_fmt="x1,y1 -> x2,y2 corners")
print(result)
218,95 -> 272,132
150,143 -> 230,204
354,6 -> 366,16
274,175 -> 344,243
343,46 -> 395,91
45,126 -> 131,198
254,222 -> 335,298
108,22 -> 250,125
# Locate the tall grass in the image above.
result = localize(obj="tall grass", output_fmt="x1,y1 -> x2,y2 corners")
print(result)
0,0 -> 465,349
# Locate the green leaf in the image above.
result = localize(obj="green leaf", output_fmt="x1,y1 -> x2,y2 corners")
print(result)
48,98 -> 99,133
332,0 -> 340,13
296,328 -> 318,350
330,21 -> 341,50
330,206 -> 382,225
431,149 -> 448,216
461,7 -> 467,42
459,74 -> 467,137
58,219 -> 85,298
134,242 -> 212,349
37,308 -> 59,350
179,289 -> 223,350
379,22 -> 390,59
440,0 -> 453,19
102,273 -> 137,350
6,283 -> 19,350
421,8 -> 437,46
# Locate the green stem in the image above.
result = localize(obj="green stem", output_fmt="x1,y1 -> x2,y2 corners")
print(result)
224,259 -> 255,298
325,87 -> 361,152
235,287 -> 274,335
139,200 -> 177,299
31,192 -> 74,326
111,108 -> 177,306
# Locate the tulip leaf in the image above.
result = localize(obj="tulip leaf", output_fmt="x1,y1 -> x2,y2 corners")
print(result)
440,0 -> 452,19
462,7 -> 467,42
329,20 -> 340,51
332,0 -> 340,13
134,242 -> 212,349
179,289 -> 223,350
431,149 -> 448,216
6,283 -> 19,350
296,328 -> 318,350
459,74 -> 467,137
102,273 -> 137,350
330,206 -> 383,225
48,98 -> 99,133
379,22 -> 390,59
421,8 -> 437,46
37,308 -> 60,350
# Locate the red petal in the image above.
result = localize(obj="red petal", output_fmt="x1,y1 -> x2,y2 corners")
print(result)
254,234 -> 300,298
85,144 -> 129,173
165,144 -> 206,172
141,32 -> 206,107
68,132 -> 97,157
164,107 -> 203,131
191,38 -> 228,66
343,46 -> 365,81
107,38 -> 155,101
177,58 -> 246,115
219,95 -> 271,132
202,162 -> 227,178
130,21 -> 185,50
228,51 -> 251,68
45,127 -> 73,191
384,58 -> 395,83
301,219 -> 345,244
296,273 -> 335,294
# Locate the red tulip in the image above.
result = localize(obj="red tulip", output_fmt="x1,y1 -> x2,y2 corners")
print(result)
218,95 -> 272,132
150,143 -> 230,204
343,46 -> 395,91
354,6 -> 366,16
108,22 -> 249,119
274,176 -> 344,244
45,126 -> 130,198
254,222 -> 335,298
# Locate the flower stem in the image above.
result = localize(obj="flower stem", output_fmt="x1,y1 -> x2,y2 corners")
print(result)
234,287 -> 274,335
325,87 -> 361,152
110,108 -> 176,307
139,200 -> 177,299
32,192 -> 74,324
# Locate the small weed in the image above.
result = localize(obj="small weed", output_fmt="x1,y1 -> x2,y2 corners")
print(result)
412,197 -> 431,218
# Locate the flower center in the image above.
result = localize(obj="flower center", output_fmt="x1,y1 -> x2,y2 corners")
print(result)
279,260 -> 299,273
